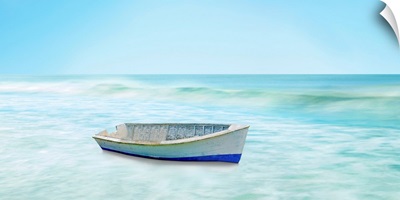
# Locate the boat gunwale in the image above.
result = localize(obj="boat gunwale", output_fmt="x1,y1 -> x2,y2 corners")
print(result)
92,124 -> 250,146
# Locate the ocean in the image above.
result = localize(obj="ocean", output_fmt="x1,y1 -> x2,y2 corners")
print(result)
0,75 -> 399,199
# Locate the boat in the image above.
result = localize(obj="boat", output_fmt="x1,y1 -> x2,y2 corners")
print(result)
93,123 -> 249,163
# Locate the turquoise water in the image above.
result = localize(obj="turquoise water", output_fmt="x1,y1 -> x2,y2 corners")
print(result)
0,75 -> 399,199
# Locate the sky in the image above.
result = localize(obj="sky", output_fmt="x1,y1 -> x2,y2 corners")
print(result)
0,0 -> 399,74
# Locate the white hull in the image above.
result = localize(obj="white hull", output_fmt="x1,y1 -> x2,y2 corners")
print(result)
93,123 -> 249,163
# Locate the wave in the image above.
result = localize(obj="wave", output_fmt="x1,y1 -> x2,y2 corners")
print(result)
1,79 -> 400,104
1,76 -> 399,128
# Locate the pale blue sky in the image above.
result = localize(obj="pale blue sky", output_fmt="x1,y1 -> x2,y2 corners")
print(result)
0,0 -> 399,74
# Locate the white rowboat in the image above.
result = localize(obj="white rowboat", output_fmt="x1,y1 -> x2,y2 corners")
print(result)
93,123 -> 249,163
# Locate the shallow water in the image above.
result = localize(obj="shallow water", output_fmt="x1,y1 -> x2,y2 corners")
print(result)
0,75 -> 399,199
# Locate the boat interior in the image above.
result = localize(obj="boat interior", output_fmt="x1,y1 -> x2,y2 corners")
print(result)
97,123 -> 231,142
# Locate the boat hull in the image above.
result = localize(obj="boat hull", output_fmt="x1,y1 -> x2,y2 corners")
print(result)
100,147 -> 242,163
93,127 -> 248,163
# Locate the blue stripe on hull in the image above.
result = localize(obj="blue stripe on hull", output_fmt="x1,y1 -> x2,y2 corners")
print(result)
101,147 -> 242,163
